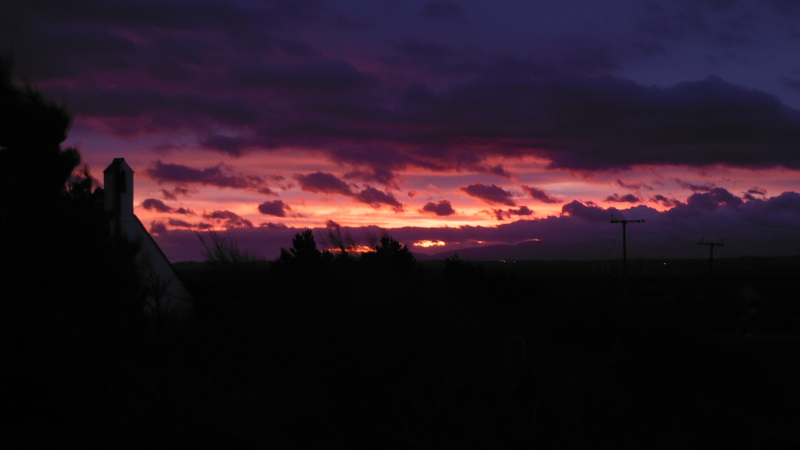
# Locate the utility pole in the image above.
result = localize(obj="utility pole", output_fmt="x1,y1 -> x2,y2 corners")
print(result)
697,239 -> 723,275
610,217 -> 645,277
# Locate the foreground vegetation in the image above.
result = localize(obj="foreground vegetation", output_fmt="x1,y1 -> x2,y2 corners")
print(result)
16,226 -> 800,448
178,238 -> 800,449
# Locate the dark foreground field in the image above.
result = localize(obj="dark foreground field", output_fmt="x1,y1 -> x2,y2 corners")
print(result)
174,255 -> 800,448
10,253 -> 800,448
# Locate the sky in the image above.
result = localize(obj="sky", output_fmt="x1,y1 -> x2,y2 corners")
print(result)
4,0 -> 800,261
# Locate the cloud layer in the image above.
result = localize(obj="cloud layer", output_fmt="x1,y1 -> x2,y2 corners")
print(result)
10,0 -> 797,182
151,188 -> 800,262
6,0 -> 800,262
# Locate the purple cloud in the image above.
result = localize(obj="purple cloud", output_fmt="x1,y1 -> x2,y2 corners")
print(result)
686,187 -> 743,211
420,199 -> 456,216
675,179 -> 714,192
605,193 -> 641,203
765,191 -> 800,212
11,0 -> 800,179
161,186 -> 192,200
562,201 -> 621,222
302,74 -> 800,172
150,221 -> 168,235
295,172 -> 354,195
353,187 -> 404,211
202,210 -> 254,228
260,222 -> 288,229
479,164 -> 512,179
460,183 -> 516,206
651,195 -> 682,208
743,187 -> 767,201
257,200 -> 292,217
43,64 -> 800,178
167,218 -> 192,228
326,147 -> 428,188
142,198 -> 174,213
709,188 -> 744,208
343,168 -> 400,188
686,193 -> 720,211
141,198 -> 195,215
167,218 -> 210,229
616,179 -> 652,190
522,185 -> 560,203
151,218 -> 212,233
295,172 -> 403,211
147,160 -> 268,191
491,206 -> 533,221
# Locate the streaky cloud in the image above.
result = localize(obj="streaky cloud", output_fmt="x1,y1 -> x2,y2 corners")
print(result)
522,185 -> 560,203
202,210 -> 254,228
147,160 -> 269,191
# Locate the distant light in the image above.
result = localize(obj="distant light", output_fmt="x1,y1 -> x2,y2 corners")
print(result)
414,240 -> 446,248
663,263 -> 667,265
500,259 -> 506,263
523,238 -> 541,242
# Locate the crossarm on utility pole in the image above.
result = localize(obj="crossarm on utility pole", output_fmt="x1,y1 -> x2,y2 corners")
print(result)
697,239 -> 724,275
610,218 -> 645,277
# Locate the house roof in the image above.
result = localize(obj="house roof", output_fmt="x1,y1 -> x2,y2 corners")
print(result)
103,157 -> 135,174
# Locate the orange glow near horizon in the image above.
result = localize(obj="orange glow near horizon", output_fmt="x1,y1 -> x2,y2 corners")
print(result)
110,148 -> 800,236
326,245 -> 375,253
414,240 -> 446,248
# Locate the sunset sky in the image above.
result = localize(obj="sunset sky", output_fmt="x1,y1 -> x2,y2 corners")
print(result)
4,0 -> 800,261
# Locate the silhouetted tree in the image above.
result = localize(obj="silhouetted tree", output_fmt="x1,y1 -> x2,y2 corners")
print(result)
2,56 -> 148,445
443,254 -> 483,285
0,57 -> 80,221
278,229 -> 336,269
361,236 -> 416,273
280,229 -> 318,260
376,235 -> 415,264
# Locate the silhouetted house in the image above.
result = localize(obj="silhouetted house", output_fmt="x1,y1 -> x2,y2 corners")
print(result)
104,158 -> 192,317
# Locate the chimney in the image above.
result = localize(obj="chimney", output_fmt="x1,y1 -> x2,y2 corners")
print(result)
103,158 -> 135,236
